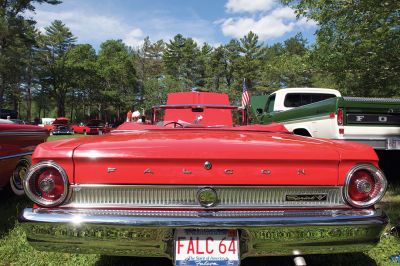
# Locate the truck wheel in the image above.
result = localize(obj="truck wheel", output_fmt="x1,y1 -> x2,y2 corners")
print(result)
293,129 -> 311,137
10,157 -> 30,196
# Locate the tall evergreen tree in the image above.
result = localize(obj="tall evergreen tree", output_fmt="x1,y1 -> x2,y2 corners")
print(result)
37,20 -> 76,117
0,0 -> 61,108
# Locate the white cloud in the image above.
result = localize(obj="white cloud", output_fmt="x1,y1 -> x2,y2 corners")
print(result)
219,7 -> 316,40
31,9 -> 220,49
225,0 -> 276,13
123,28 -> 144,48
32,10 -> 145,48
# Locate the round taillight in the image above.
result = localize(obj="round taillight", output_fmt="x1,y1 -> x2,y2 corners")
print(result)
24,161 -> 69,207
344,164 -> 387,208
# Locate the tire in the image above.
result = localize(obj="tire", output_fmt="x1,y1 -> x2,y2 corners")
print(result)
10,157 -> 30,196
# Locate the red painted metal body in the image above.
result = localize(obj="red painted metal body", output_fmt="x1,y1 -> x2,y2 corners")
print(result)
21,92 -> 387,259
0,121 -> 48,188
31,92 -> 379,188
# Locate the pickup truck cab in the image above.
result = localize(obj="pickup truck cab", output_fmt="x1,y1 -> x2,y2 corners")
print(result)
260,88 -> 400,150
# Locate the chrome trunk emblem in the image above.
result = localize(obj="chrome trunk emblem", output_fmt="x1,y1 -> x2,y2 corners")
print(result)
297,169 -> 306,175
261,169 -> 271,175
182,169 -> 192,175
197,187 -> 218,207
144,168 -> 154,174
204,161 -> 212,170
286,194 -> 327,201
107,167 -> 117,173
224,169 -> 234,175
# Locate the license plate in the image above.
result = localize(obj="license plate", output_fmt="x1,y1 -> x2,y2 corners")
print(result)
98,130 -> 103,135
175,229 -> 239,266
387,138 -> 400,150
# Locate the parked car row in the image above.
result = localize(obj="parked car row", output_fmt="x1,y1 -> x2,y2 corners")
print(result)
10,91 -> 389,266
41,117 -> 112,135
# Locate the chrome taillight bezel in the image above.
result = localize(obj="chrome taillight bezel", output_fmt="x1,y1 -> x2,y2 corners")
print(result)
24,160 -> 69,207
344,164 -> 387,208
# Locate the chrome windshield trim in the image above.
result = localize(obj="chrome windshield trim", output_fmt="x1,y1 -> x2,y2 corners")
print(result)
0,152 -> 32,160
65,184 -> 347,209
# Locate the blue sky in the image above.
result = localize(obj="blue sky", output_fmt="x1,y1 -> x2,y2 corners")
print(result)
32,0 -> 318,49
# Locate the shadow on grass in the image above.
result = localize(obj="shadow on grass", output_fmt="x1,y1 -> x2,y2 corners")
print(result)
95,256 -> 172,266
95,253 -> 376,266
0,190 -> 30,237
241,253 -> 376,266
379,184 -> 400,224
305,253 -> 377,266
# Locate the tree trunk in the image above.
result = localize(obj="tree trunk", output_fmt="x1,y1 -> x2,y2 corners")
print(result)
57,95 -> 65,117
0,74 -> 4,109
26,86 -> 32,121
70,105 -> 73,120
97,103 -> 102,120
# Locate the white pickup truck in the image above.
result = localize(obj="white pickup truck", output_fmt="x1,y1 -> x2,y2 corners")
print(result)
257,88 -> 400,178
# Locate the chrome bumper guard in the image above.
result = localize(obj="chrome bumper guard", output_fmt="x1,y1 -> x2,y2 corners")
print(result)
19,208 -> 388,258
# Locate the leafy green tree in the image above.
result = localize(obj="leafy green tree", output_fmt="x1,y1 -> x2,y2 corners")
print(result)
135,37 -> 165,110
237,31 -> 263,91
260,34 -> 313,91
284,0 -> 400,96
0,0 -> 61,108
97,40 -> 137,120
64,44 -> 98,120
37,20 -> 76,117
163,34 -> 201,90
223,39 -> 241,90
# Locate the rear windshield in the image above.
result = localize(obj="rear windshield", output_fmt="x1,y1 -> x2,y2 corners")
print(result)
284,93 -> 336,107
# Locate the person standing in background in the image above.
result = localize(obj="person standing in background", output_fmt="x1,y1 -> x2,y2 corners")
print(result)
126,110 -> 132,122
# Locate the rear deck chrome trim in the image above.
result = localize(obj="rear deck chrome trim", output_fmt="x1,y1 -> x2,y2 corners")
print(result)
65,184 -> 347,209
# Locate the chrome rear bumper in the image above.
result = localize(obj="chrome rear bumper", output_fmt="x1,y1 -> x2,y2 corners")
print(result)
19,208 -> 388,258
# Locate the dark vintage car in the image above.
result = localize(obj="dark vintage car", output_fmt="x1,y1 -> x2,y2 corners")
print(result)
0,119 -> 49,195
20,92 -> 388,265
71,119 -> 110,135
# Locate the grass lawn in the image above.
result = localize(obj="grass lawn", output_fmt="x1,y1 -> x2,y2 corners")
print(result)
1,134 -> 400,265
48,134 -> 85,141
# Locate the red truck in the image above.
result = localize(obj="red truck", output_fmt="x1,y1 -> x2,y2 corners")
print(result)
20,92 -> 387,265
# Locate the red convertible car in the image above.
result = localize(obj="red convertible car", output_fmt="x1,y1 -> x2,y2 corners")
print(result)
0,119 -> 49,195
71,119 -> 110,135
20,92 -> 388,265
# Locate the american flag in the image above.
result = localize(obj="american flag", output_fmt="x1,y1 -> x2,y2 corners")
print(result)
241,78 -> 250,108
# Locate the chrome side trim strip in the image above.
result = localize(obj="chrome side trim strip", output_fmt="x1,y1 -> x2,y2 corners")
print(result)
0,131 -> 48,136
66,185 -> 347,209
0,152 -> 32,160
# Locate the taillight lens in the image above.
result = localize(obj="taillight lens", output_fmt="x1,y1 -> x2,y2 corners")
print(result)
337,108 -> 343,125
344,164 -> 387,208
24,161 -> 68,207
